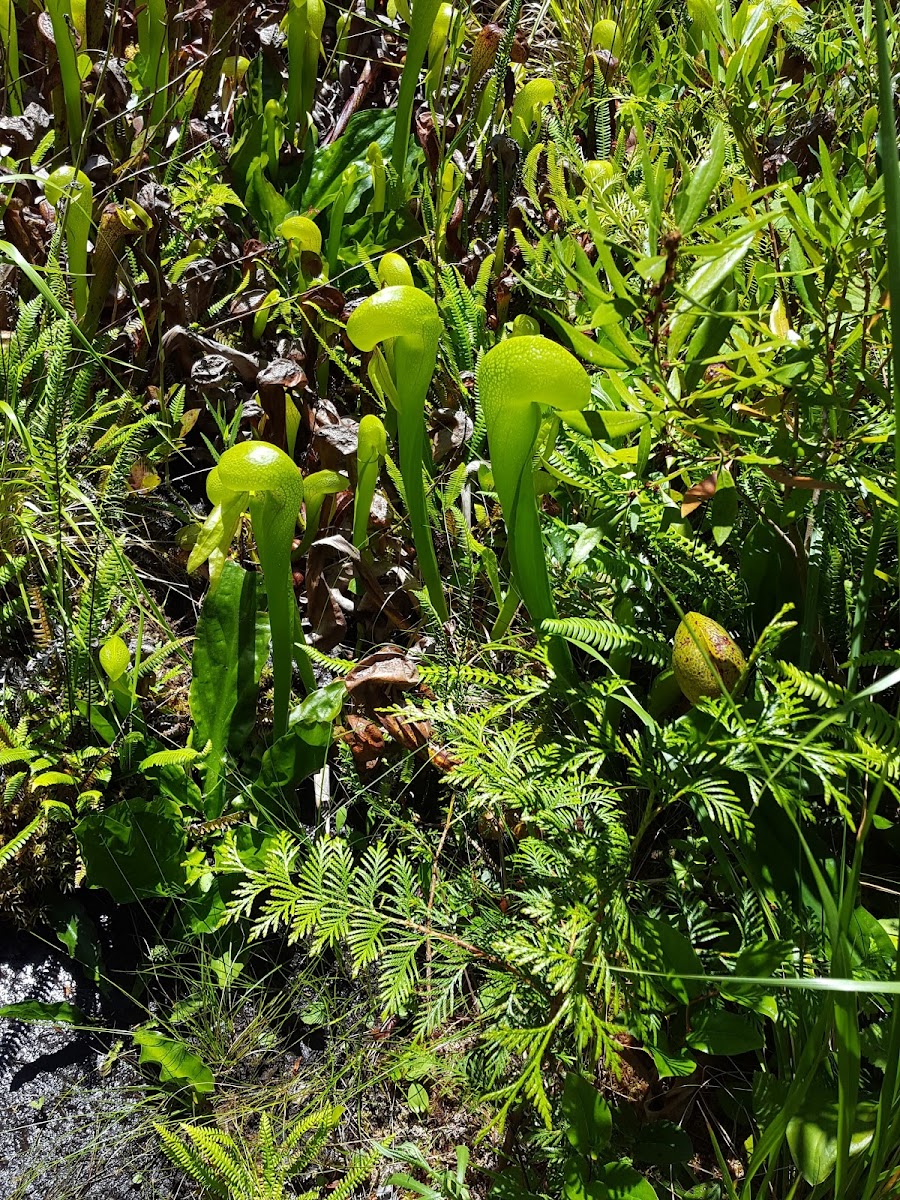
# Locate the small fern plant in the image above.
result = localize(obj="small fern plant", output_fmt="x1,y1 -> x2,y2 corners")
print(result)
155,1106 -> 378,1200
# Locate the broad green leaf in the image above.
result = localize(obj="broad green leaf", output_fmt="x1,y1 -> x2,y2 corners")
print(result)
676,125 -> 726,235
769,295 -> 791,338
244,157 -> 291,239
298,108 -> 396,211
635,422 -> 652,479
686,1008 -> 764,1056
635,255 -> 668,284
648,1043 -> 697,1078
710,469 -> 738,546
177,872 -> 238,936
570,527 -> 604,571
630,1120 -> 693,1165
562,1071 -> 612,1157
0,1000 -> 84,1024
186,492 -> 246,575
563,1152 -> 592,1200
687,0 -> 721,40
730,940 -> 795,982
539,309 -> 627,368
849,906 -> 896,962
209,948 -> 244,988
287,679 -> 347,726
859,1020 -> 890,1070
560,410 -> 648,441
190,561 -> 269,817
683,290 -> 736,392
628,62 -> 652,98
255,681 -> 345,794
75,799 -> 186,903
788,234 -> 821,315
133,1029 -> 215,1097
642,918 -> 705,1002
51,898 -> 102,986
721,940 -> 792,1015
592,1161 -> 656,1199
668,232 -> 756,358
786,1097 -> 877,1186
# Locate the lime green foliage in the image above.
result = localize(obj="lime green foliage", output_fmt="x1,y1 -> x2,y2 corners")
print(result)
156,1107 -> 377,1200
44,167 -> 92,320
366,141 -> 386,215
592,18 -> 622,56
297,469 -> 348,554
510,78 -> 554,148
136,0 -> 169,125
346,285 -> 449,621
0,0 -> 21,112
387,1142 -> 472,1200
425,2 -> 457,98
392,0 -> 443,182
189,443 -> 311,737
188,561 -> 265,816
278,213 -> 322,288
134,1028 -> 215,1098
477,335 -> 590,683
76,798 -> 187,902
45,0 -> 83,150
377,251 -> 414,287
353,414 -> 388,550
5,0 -> 900,1196
286,0 -> 324,142
99,635 -> 130,681
326,163 -> 358,274
172,148 -> 246,236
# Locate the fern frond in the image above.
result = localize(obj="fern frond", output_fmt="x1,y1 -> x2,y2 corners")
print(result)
329,1148 -> 380,1200
0,814 -> 43,871
777,662 -> 846,708
154,1125 -> 231,1198
542,616 -> 670,665
139,745 -> 207,770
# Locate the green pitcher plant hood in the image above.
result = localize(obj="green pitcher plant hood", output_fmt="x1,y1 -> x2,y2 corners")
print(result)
188,442 -> 313,737
477,335 -> 591,684
346,285 -> 449,622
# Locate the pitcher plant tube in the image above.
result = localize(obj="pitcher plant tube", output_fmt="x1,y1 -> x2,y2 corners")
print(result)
392,0 -> 443,185
188,442 -> 314,737
297,470 -> 348,555
346,286 -> 449,623
45,0 -> 84,152
286,0 -> 325,143
0,0 -> 22,113
477,335 -> 591,684
353,414 -> 388,550
45,167 -> 92,321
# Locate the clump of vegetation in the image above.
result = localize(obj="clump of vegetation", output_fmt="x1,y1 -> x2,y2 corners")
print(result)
1,0 -> 900,1197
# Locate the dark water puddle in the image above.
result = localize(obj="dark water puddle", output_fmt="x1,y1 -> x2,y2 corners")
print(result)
0,918 -> 180,1200
0,903 -> 399,1198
